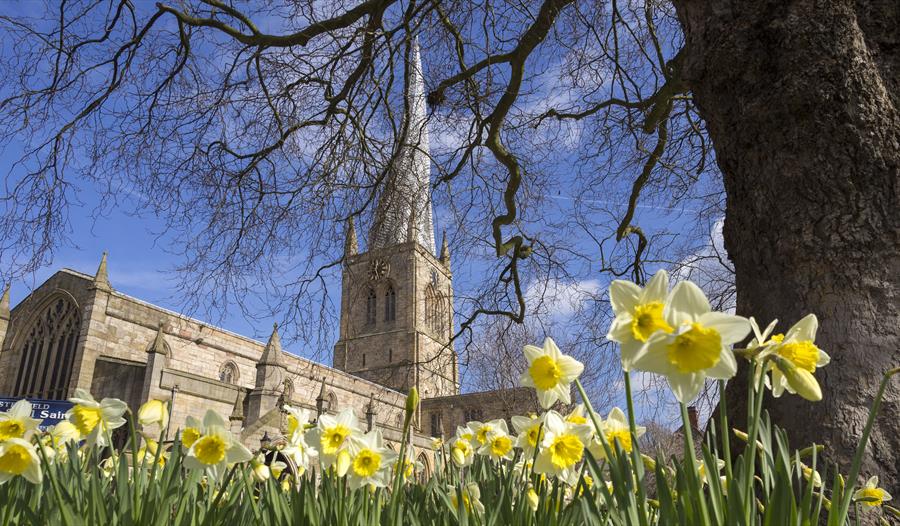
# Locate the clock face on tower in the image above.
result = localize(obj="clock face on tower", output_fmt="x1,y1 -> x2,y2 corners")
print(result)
368,258 -> 390,281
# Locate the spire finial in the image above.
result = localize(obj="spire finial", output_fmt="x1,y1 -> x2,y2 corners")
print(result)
0,283 -> 10,320
91,251 -> 112,292
258,323 -> 282,366
345,217 -> 359,257
439,231 -> 450,267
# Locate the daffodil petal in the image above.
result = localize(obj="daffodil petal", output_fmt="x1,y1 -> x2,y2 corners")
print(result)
665,281 -> 710,327
667,372 -> 705,404
699,312 -> 751,345
706,348 -> 737,380
639,270 -> 668,303
609,280 -> 641,315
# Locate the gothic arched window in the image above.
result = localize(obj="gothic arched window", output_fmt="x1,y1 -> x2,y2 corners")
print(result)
366,289 -> 377,325
384,285 -> 396,322
424,286 -> 436,330
434,291 -> 446,334
14,295 -> 82,399
219,361 -> 239,384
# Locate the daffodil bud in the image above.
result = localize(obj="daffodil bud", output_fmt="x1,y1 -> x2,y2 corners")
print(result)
774,356 -> 822,401
137,399 -> 169,429
526,487 -> 539,511
641,454 -> 657,472
335,449 -> 351,477
451,447 -> 466,467
405,387 -> 419,418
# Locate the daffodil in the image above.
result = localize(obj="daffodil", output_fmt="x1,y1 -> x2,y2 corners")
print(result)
0,438 -> 42,484
283,404 -> 311,439
455,425 -> 475,444
477,430 -> 515,462
762,314 -> 830,401
468,419 -> 508,447
589,407 -> 645,459
183,410 -> 253,478
308,408 -> 360,469
854,476 -> 892,508
797,462 -> 822,488
448,482 -> 485,518
512,413 -> 545,457
450,436 -> 474,467
346,430 -> 396,490
250,453 -> 273,483
525,486 -> 540,511
607,270 -> 672,370
181,416 -> 202,449
534,411 -> 592,479
137,399 -> 169,430
697,457 -> 725,486
520,338 -> 584,409
0,400 -> 40,441
281,416 -> 318,475
67,389 -> 128,447
631,281 -> 750,403
137,438 -> 168,468
564,405 -> 589,425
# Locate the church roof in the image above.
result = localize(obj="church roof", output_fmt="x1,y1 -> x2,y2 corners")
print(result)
368,39 -> 436,254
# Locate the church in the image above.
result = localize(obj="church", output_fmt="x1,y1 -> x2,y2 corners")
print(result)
0,42 -> 536,464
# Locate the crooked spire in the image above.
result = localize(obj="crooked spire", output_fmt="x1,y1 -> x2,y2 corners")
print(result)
0,283 -> 9,320
369,37 -> 436,253
439,231 -> 450,268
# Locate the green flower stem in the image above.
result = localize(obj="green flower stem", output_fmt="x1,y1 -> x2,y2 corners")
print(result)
742,361 -> 768,525
680,402 -> 711,526
717,379 -> 734,484
831,367 -> 900,526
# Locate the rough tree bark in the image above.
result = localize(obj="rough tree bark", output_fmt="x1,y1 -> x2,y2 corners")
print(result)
672,0 -> 900,493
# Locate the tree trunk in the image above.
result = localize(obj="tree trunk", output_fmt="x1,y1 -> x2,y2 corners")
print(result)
671,0 -> 900,494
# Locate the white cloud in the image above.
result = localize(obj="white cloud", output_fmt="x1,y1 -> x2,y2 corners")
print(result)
524,277 -> 601,320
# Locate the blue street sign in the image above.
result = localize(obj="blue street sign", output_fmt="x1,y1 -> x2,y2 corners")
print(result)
0,397 -> 74,430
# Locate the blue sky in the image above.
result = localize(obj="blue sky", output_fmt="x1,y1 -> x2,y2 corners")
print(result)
0,1 -> 721,426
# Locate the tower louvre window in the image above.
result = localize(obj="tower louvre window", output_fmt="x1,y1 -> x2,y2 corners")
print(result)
430,413 -> 442,437
362,353 -> 367,367
385,286 -> 396,321
366,289 -> 377,325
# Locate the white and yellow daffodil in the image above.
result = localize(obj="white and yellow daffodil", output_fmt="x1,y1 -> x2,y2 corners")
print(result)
0,400 -> 40,441
281,412 -> 316,477
512,413 -> 545,457
564,405 -> 589,425
468,419 -> 508,447
477,429 -> 515,462
589,407 -> 645,459
283,404 -> 312,439
181,415 -> 202,449
449,436 -> 475,467
448,482 -> 485,518
67,389 -> 128,447
763,314 -> 830,401
137,399 -> 169,430
697,457 -> 725,486
308,408 -> 360,470
183,410 -> 253,477
39,421 -> 81,463
607,270 -> 673,370
854,476 -> 892,508
520,338 -> 584,409
534,411 -> 592,479
346,430 -> 396,490
631,281 -> 750,403
0,438 -> 42,485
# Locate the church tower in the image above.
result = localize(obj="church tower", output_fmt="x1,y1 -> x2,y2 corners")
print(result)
333,40 -> 458,398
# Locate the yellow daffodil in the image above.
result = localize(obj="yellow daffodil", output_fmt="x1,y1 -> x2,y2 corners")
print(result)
431,437 -> 443,450
589,407 -> 645,459
520,338 -> 584,409
534,411 -> 592,479
763,314 -> 830,401
183,410 -> 252,478
854,476 -> 892,508
526,486 -> 540,511
797,462 -> 822,488
631,281 -> 750,403
346,430 -> 395,490
67,389 -> 128,447
607,270 -> 673,370
250,453 -> 272,483
0,438 -> 42,485
448,482 -> 485,518
0,400 -> 40,441
137,438 -> 168,468
697,457 -> 725,486
512,413 -> 545,457
137,399 -> 169,430
308,408 -> 360,470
